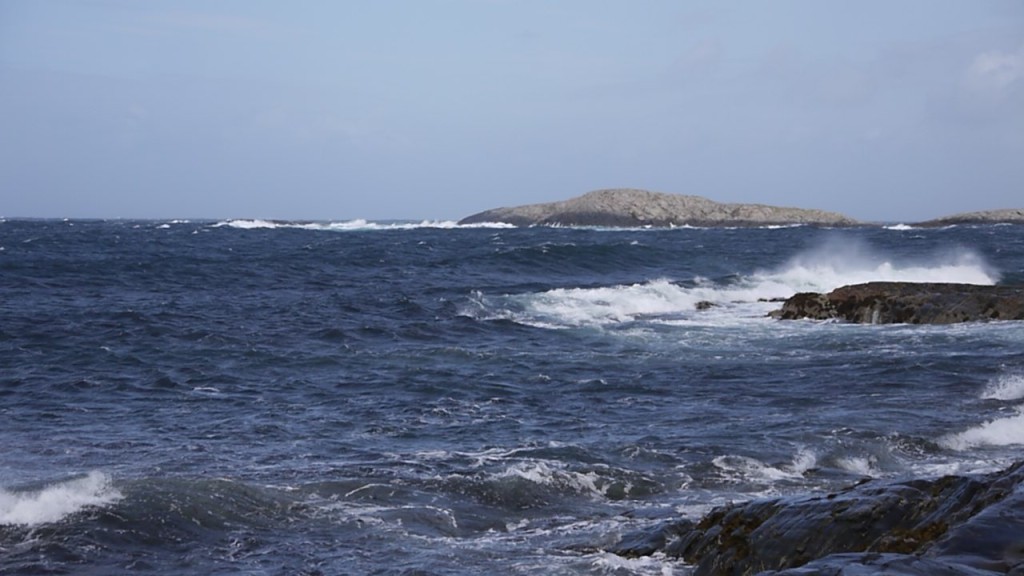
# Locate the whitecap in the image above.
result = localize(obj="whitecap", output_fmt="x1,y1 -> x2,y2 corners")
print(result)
212,219 -> 514,231
835,456 -> 879,476
214,219 -> 281,229
711,454 -> 807,483
762,238 -> 998,294
464,238 -> 1000,330
495,461 -> 605,498
980,373 -> 1024,401
0,471 -> 122,526
590,551 -> 679,574
940,409 -> 1024,450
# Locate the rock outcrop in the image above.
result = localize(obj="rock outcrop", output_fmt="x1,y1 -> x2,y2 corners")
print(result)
458,189 -> 858,228
607,462 -> 1024,575
770,282 -> 1024,324
919,208 -> 1024,227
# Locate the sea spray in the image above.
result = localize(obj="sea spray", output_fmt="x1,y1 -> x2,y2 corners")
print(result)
941,372 -> 1024,450
767,235 -> 999,293
940,410 -> 1024,451
981,373 -> 1024,401
0,471 -> 121,526
465,241 -> 1001,329
213,219 -> 513,231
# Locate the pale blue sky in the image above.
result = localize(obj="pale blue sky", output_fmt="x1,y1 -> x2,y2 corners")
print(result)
1,1 -> 1021,221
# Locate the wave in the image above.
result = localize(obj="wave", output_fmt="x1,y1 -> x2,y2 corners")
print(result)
435,459 -> 663,510
463,240 -> 999,329
981,373 -> 1024,401
939,372 -> 1024,451
940,410 -> 1024,451
711,450 -> 817,484
212,219 -> 514,231
0,471 -> 121,526
768,237 -> 998,292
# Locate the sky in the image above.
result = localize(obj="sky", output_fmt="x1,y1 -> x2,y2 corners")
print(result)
1,1 -> 1021,222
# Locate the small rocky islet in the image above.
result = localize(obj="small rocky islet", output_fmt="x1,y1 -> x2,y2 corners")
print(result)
770,282 -> 1024,324
458,188 -> 858,228
458,188 -> 1024,228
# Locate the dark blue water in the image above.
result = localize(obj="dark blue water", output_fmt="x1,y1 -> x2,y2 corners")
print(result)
2,219 -> 1023,574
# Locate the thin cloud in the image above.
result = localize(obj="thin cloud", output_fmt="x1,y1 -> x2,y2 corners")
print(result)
965,43 -> 1024,96
148,10 -> 266,34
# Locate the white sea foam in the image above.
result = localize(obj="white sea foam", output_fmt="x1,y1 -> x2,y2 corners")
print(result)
835,456 -> 879,476
467,239 -> 998,329
981,373 -> 1024,401
939,374 -> 1024,450
711,453 -> 812,483
884,223 -> 917,231
0,471 -> 122,526
764,237 -> 998,294
940,409 -> 1024,451
790,447 -> 818,474
495,461 -> 607,498
215,218 -> 281,229
213,219 -> 513,231
590,551 -> 678,575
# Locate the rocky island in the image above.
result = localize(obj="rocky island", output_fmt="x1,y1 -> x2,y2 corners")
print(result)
918,208 -> 1024,227
458,189 -> 858,228
770,282 -> 1024,324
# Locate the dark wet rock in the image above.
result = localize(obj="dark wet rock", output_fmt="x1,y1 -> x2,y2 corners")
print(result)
766,552 -> 1002,575
605,462 -> 1024,576
770,282 -> 1024,324
607,519 -> 696,557
458,189 -> 858,228
695,301 -> 717,311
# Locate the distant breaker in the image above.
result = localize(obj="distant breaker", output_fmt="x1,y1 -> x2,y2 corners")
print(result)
458,189 -> 859,228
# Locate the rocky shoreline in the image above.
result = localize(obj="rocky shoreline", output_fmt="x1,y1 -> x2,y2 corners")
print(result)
769,282 -> 1024,324
458,189 -> 858,227
605,461 -> 1024,575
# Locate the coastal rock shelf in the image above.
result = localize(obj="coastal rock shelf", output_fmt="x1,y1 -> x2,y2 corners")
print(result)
770,282 -> 1024,324
458,189 -> 858,228
608,462 -> 1024,575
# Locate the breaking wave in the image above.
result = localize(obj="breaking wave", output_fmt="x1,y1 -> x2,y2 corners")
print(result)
940,372 -> 1024,451
213,219 -> 513,231
463,239 -> 999,329
0,472 -> 121,526
981,373 -> 1024,401
940,410 -> 1024,451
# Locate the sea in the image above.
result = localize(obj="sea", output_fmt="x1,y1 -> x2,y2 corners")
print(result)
2,218 -> 1023,575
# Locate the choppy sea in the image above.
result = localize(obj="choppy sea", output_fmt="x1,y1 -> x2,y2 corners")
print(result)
2,218 -> 1023,575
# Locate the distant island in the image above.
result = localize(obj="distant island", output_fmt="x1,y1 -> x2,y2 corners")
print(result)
917,208 -> 1024,227
458,189 -> 859,227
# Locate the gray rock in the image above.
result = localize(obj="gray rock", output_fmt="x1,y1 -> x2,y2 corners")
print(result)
918,209 -> 1024,227
770,282 -> 1024,324
458,189 -> 858,228
605,462 -> 1024,576
764,552 -> 1003,575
